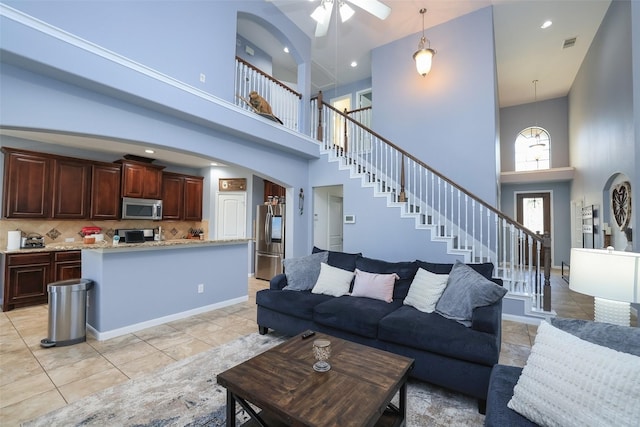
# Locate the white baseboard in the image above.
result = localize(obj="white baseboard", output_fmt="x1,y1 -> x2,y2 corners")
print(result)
87,296 -> 249,341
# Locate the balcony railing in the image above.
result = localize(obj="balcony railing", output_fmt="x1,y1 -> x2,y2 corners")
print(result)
234,56 -> 302,132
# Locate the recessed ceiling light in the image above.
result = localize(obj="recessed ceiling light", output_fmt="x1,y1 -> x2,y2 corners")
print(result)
541,20 -> 552,29
350,61 -> 357,67
210,162 -> 218,166
145,149 -> 155,154
284,46 -> 289,53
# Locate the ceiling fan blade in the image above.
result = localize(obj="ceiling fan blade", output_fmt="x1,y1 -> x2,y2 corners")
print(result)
314,0 -> 333,37
348,0 -> 391,20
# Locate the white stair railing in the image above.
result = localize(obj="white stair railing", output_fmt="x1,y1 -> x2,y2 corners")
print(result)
311,93 -> 552,313
234,57 -> 302,132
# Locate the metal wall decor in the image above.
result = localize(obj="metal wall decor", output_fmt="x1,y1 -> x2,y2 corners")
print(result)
219,178 -> 247,192
612,181 -> 631,230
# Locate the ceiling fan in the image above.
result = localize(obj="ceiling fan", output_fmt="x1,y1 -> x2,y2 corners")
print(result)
310,0 -> 391,37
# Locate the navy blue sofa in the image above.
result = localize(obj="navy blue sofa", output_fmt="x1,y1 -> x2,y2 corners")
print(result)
256,249 -> 505,411
484,318 -> 640,426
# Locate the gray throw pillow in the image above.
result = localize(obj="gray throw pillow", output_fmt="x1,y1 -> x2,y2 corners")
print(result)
282,251 -> 328,291
551,317 -> 640,356
435,261 -> 507,326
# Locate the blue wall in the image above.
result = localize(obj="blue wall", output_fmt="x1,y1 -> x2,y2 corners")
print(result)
371,7 -> 499,205
569,0 -> 638,252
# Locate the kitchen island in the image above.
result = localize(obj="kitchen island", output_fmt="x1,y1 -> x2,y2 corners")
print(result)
81,239 -> 251,340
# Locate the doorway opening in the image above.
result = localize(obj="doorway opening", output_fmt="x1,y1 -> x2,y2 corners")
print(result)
313,185 -> 344,252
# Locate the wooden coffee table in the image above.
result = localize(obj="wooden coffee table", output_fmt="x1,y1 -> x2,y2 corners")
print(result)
217,332 -> 414,427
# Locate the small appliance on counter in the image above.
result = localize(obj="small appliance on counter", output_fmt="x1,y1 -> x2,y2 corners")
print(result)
115,228 -> 155,243
21,233 -> 45,249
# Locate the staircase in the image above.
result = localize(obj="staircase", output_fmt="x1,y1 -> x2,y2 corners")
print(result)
310,92 -> 553,319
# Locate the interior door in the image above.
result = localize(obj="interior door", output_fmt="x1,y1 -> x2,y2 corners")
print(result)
328,195 -> 343,251
516,192 -> 551,266
217,193 -> 246,240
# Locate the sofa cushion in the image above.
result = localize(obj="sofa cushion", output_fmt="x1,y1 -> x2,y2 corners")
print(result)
417,260 -> 494,279
313,296 -> 402,338
435,261 -> 507,327
282,251 -> 328,291
350,269 -> 398,303
403,268 -> 449,313
256,289 -> 334,320
311,263 -> 355,297
355,257 -> 419,300
378,305 -> 499,366
312,247 -> 361,271
507,321 -> 640,427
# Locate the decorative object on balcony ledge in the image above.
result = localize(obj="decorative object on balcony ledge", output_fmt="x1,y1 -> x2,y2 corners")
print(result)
236,94 -> 283,124
298,188 -> 304,215
569,247 -> 639,326
413,8 -> 436,77
310,0 -> 391,37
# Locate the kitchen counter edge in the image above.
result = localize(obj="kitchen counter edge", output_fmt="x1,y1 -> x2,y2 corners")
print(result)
1,239 -> 251,254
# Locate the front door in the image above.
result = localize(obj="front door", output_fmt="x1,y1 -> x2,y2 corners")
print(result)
516,192 -> 551,266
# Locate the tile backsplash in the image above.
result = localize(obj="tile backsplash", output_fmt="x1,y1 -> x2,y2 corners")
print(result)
0,219 -> 207,250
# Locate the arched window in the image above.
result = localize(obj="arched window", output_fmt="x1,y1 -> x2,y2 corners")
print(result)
515,126 -> 550,171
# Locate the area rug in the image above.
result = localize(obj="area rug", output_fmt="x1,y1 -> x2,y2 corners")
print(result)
24,332 -> 484,426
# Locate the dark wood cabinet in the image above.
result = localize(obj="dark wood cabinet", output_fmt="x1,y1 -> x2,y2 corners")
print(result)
3,252 -> 51,311
264,180 -> 286,203
91,163 -> 121,219
162,172 -> 203,221
2,250 -> 82,311
184,176 -> 204,221
52,158 -> 91,219
53,251 -> 81,282
162,173 -> 184,220
120,160 -> 164,199
2,148 -> 52,218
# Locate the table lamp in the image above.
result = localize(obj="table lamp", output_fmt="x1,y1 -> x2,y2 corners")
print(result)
569,247 -> 639,326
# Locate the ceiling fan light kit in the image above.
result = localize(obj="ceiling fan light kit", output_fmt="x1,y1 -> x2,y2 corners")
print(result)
310,0 -> 391,37
414,8 -> 436,77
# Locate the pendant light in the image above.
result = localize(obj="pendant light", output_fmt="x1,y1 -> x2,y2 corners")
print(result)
530,80 -> 545,148
413,8 -> 436,77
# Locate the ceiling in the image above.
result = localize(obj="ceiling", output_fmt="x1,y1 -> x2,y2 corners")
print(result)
239,0 -> 611,107
1,0 -> 611,168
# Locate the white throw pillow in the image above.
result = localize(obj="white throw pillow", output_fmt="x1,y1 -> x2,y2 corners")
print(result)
311,263 -> 354,297
508,321 -> 640,427
403,268 -> 449,313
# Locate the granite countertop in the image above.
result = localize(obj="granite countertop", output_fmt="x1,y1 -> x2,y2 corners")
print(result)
2,239 -> 251,254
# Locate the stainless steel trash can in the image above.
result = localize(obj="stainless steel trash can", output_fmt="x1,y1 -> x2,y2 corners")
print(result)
40,278 -> 94,348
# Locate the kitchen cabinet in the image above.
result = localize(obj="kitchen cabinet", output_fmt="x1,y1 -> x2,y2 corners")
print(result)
53,250 -> 81,281
119,160 -> 165,199
91,162 -> 121,219
162,172 -> 203,221
263,180 -> 286,203
3,252 -> 51,311
2,250 -> 82,311
184,176 -> 204,221
2,148 -> 52,218
52,158 -> 91,219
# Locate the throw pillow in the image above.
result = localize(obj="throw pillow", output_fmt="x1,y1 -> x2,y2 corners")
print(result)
507,321 -> 640,427
311,263 -> 355,297
350,269 -> 399,303
434,261 -> 507,326
403,268 -> 449,313
282,251 -> 329,291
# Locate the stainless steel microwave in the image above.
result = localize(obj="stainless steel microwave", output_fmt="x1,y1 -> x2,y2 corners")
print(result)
121,197 -> 163,220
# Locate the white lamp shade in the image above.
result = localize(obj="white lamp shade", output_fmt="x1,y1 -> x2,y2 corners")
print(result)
339,3 -> 355,22
311,4 -> 328,24
569,248 -> 640,303
413,48 -> 435,76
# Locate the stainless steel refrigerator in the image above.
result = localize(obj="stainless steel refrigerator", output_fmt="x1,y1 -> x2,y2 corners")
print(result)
255,204 -> 285,280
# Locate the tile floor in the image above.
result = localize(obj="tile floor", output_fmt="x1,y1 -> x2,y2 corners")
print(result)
0,271 -> 622,426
